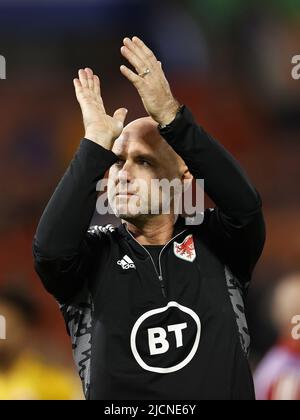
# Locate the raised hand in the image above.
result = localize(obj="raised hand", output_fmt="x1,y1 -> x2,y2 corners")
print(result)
73,68 -> 128,150
120,37 -> 180,126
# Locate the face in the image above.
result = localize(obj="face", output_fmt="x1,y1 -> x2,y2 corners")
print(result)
108,117 -> 191,222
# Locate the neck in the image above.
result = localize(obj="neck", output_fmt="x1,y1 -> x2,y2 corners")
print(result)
123,214 -> 178,245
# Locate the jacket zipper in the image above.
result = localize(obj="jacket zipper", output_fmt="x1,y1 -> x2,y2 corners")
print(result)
124,225 -> 187,298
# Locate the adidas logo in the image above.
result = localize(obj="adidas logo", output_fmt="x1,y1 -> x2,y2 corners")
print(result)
117,255 -> 136,270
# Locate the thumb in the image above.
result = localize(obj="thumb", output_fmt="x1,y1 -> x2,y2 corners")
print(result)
113,108 -> 128,128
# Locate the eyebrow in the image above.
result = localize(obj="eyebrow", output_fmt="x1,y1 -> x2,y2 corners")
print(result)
134,153 -> 157,163
115,152 -> 157,164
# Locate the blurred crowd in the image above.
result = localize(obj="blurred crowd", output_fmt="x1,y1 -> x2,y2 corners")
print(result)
0,0 -> 299,399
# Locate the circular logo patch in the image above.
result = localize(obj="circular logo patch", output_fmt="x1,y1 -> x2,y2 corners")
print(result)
130,301 -> 201,374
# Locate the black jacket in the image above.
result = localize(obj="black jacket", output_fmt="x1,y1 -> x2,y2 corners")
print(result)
33,106 -> 265,400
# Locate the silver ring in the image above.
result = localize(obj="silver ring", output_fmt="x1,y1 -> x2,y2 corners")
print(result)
139,68 -> 150,78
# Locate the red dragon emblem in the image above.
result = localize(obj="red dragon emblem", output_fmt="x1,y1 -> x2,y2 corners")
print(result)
174,234 -> 196,262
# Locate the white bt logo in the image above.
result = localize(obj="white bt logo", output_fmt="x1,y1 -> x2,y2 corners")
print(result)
148,323 -> 187,355
131,301 -> 201,374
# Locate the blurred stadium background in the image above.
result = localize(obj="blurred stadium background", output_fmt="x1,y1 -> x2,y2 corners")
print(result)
0,0 -> 299,399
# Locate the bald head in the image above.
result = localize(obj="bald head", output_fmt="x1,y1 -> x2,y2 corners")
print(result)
112,116 -> 188,179
123,116 -> 158,136
272,273 -> 300,335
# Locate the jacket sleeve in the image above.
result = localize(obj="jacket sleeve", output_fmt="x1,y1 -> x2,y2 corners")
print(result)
159,106 -> 266,285
33,138 -> 118,303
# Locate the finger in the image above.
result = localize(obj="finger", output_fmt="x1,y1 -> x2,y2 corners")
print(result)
121,45 -> 145,74
93,74 -> 101,97
113,107 -> 128,128
123,37 -> 147,63
157,60 -> 165,75
94,77 -> 106,113
73,78 -> 83,97
85,67 -> 94,90
123,37 -> 155,66
120,65 -> 141,87
73,78 -> 82,89
132,36 -> 157,62
78,69 -> 88,88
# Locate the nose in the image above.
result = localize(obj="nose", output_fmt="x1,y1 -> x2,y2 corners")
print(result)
118,161 -> 133,185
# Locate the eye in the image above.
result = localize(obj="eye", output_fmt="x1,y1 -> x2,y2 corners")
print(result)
138,159 -> 151,167
115,159 -> 124,166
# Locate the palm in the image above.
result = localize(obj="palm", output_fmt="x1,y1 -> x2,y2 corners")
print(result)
120,37 -> 179,126
74,68 -> 127,145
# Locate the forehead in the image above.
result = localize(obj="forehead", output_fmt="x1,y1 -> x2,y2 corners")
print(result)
112,118 -> 162,157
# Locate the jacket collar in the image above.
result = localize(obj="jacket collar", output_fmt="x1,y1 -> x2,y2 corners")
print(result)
117,216 -> 188,259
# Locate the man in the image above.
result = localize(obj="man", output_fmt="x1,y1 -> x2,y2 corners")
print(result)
254,274 -> 300,400
33,37 -> 265,400
0,288 -> 81,400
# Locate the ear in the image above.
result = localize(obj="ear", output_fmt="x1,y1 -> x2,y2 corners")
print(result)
181,166 -> 193,191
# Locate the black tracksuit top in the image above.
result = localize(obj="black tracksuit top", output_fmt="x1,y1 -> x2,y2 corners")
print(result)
33,106 -> 266,400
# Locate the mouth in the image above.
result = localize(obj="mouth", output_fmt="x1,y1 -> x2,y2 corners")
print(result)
115,193 -> 138,197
